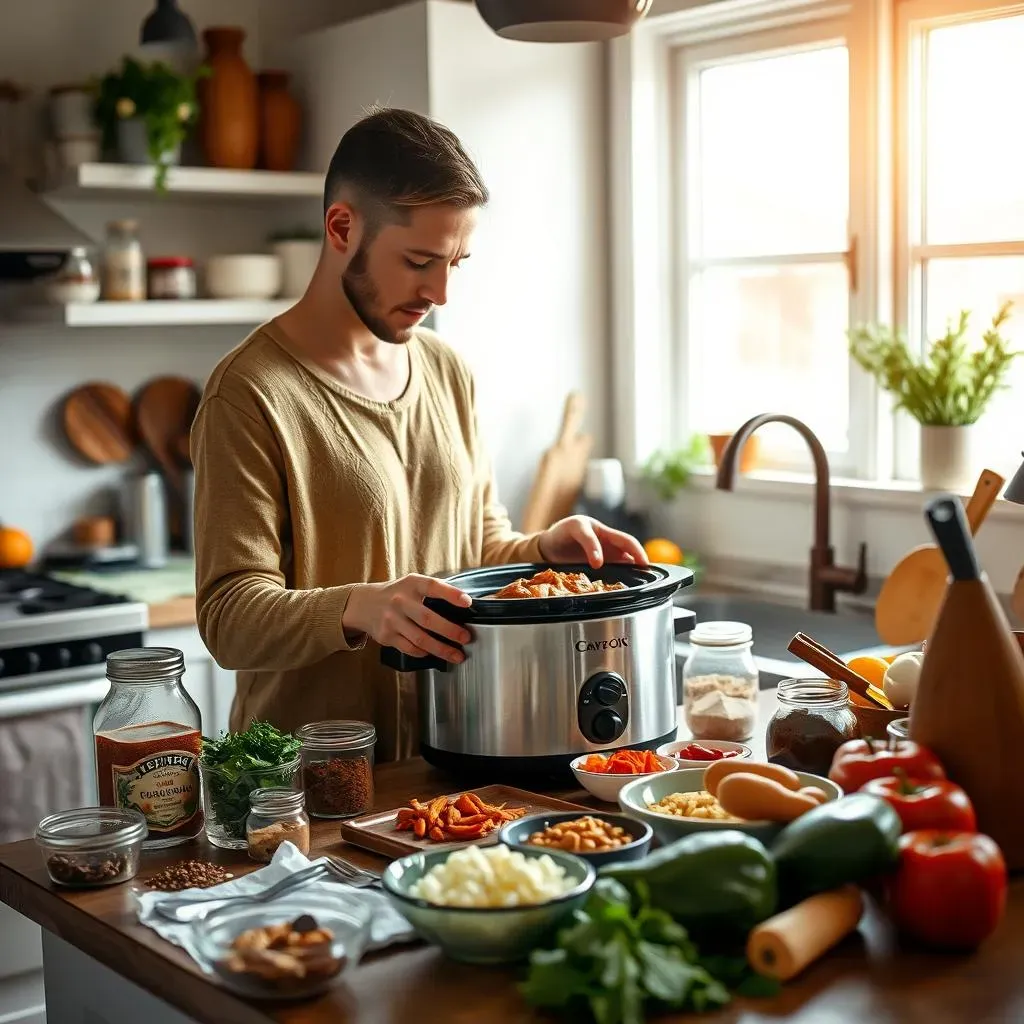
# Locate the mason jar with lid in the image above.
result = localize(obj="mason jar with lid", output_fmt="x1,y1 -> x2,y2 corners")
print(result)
246,787 -> 311,863
93,647 -> 203,849
682,621 -> 759,741
765,678 -> 859,776
101,219 -> 145,301
296,721 -> 376,819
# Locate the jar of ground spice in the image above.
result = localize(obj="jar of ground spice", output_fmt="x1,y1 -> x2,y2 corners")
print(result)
296,721 -> 375,819
765,678 -> 859,776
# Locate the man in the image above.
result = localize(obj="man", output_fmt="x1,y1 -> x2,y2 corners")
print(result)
192,107 -> 646,761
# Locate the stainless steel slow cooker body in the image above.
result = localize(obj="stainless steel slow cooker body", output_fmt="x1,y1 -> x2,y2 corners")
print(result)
381,562 -> 696,777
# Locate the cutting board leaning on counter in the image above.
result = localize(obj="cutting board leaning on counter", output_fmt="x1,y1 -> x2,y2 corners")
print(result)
189,105 -> 648,763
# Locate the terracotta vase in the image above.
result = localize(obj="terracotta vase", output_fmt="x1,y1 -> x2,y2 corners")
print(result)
199,26 -> 258,170
257,70 -> 301,172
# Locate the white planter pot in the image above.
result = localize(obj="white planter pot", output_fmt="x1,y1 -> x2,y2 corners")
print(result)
273,240 -> 320,298
920,424 -> 975,492
117,118 -> 181,168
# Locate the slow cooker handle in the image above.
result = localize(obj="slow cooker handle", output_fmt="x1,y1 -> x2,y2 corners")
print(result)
379,646 -> 448,673
673,607 -> 696,634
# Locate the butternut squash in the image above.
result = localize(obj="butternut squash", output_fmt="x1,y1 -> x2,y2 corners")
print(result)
717,772 -> 819,823
704,759 -> 800,797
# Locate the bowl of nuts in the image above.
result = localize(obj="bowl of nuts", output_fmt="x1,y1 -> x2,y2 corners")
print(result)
193,895 -> 371,1001
498,811 -> 652,867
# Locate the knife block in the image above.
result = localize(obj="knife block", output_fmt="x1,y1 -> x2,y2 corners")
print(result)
910,577 -> 1024,870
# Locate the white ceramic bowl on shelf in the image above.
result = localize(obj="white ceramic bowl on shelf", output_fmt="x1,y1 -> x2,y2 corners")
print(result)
205,254 -> 282,300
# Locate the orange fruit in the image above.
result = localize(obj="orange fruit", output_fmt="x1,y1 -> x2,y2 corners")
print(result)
644,538 -> 684,565
0,524 -> 33,569
884,654 -> 900,664
846,655 -> 889,689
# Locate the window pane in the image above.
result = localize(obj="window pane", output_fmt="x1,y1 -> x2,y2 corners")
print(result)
925,16 -> 1024,244
923,257 -> 1024,474
698,46 -> 849,258
688,262 -> 850,457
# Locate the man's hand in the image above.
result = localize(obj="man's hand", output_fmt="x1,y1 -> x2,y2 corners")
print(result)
537,516 -> 649,569
344,575 -> 472,663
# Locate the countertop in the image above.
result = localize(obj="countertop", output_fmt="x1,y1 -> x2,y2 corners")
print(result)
2,695 -> 1023,1024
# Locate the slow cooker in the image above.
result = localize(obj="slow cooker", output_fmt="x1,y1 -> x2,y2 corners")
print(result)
381,562 -> 696,777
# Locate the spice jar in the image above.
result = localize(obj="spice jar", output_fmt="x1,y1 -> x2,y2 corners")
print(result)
44,246 -> 100,304
296,721 -> 375,819
246,788 -> 311,863
147,256 -> 196,299
93,647 -> 203,849
765,678 -> 859,776
101,219 -> 145,301
682,621 -> 759,741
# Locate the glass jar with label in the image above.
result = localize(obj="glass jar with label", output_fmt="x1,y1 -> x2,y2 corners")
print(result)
682,621 -> 759,741
101,219 -> 145,301
93,647 -> 203,849
246,787 -> 311,863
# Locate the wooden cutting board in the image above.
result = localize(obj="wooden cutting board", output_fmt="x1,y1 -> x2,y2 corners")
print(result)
339,784 -> 589,859
520,391 -> 593,534
61,383 -> 135,464
875,468 -> 1004,645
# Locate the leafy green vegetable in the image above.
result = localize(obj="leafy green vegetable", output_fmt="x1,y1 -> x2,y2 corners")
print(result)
520,877 -> 751,1024
199,722 -> 301,840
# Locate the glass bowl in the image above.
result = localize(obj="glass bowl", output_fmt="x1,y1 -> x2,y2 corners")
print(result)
35,807 -> 147,888
200,756 -> 301,850
193,894 -> 371,1001
381,845 -> 595,964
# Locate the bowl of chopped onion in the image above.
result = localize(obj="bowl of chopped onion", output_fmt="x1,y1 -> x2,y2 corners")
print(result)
381,844 -> 594,964
569,749 -> 677,803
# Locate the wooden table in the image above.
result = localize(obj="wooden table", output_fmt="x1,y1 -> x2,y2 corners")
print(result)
2,709 -> 1024,1023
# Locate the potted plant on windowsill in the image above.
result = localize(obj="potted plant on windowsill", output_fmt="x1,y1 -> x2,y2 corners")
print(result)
848,302 -> 1018,491
93,56 -> 206,192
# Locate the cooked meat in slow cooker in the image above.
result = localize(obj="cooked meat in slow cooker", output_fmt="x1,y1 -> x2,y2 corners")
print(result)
491,568 -> 627,600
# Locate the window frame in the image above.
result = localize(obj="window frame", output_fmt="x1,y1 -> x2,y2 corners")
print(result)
893,0 -> 1024,480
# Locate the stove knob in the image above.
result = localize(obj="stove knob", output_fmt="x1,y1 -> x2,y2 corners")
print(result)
25,651 -> 41,673
594,675 -> 624,707
56,647 -> 72,668
82,642 -> 105,664
590,709 -> 624,744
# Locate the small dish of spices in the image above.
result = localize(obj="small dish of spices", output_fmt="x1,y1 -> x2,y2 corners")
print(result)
246,788 -> 311,863
296,721 -> 376,819
35,807 -> 147,889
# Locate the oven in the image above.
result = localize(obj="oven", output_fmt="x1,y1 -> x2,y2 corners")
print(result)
0,570 -> 146,1024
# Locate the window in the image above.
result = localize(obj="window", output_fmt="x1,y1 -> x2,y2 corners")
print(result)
896,1 -> 1024,480
674,24 -> 864,473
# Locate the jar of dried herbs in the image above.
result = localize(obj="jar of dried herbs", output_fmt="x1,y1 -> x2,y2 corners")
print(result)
295,721 -> 375,819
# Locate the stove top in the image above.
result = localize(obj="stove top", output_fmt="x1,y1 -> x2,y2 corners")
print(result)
0,570 -> 131,617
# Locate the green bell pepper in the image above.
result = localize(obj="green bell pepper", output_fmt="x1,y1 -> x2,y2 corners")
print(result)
599,829 -> 777,936
770,793 -> 902,905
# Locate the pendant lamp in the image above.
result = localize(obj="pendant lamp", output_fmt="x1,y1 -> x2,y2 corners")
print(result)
474,0 -> 653,42
140,0 -> 197,46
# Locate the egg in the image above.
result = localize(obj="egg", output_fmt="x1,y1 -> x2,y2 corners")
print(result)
882,651 -> 924,710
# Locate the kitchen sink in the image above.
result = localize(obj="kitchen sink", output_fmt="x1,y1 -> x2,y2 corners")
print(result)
674,590 -> 909,689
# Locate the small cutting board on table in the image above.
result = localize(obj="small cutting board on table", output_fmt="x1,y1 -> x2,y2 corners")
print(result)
875,468 -> 1004,645
339,784 -> 589,859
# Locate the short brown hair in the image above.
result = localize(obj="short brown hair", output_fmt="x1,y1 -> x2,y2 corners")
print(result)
323,107 -> 488,229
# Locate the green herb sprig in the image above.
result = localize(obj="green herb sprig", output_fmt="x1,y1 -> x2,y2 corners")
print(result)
642,434 -> 711,501
847,302 -> 1018,426
199,721 -> 301,840
520,878 -> 777,1024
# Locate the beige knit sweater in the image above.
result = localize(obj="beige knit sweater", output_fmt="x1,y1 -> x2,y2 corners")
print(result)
191,321 -> 543,761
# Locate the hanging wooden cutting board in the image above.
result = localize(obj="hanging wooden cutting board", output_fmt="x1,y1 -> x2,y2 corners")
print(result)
61,383 -> 135,464
875,467 -> 1004,645
520,391 -> 593,535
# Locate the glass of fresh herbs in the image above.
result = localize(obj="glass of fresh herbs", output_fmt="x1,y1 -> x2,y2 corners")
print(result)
199,722 -> 301,850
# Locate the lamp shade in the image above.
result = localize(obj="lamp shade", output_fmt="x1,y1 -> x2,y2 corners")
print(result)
1006,453 -> 1024,505
140,0 -> 197,46
474,0 -> 653,42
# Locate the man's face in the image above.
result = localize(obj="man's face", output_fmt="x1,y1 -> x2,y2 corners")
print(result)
342,204 -> 477,344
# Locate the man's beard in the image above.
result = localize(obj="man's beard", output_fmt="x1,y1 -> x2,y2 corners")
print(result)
341,244 -> 413,345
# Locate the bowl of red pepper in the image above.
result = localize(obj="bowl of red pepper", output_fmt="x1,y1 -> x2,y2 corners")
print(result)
656,739 -> 751,769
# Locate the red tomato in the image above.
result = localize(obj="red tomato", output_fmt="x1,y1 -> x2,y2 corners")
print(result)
862,772 -> 976,833
887,830 -> 1007,950
828,737 -> 945,793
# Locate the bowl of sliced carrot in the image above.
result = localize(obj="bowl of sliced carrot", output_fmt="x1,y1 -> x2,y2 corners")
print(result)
570,749 -> 677,803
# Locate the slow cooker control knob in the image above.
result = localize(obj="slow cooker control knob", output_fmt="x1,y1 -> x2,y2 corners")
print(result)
594,675 -> 624,707
590,709 -> 624,744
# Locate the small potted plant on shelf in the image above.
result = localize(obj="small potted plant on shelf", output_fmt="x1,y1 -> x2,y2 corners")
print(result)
269,226 -> 322,298
93,56 -> 206,192
848,301 -> 1018,491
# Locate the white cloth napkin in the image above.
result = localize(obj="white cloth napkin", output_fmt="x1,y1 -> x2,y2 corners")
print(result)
135,842 -> 416,972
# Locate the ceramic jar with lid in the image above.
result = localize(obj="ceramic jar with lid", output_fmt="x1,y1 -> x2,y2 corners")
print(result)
765,678 -> 859,776
681,621 -> 759,741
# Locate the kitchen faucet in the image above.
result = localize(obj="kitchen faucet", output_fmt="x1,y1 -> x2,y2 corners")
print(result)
715,413 -> 868,613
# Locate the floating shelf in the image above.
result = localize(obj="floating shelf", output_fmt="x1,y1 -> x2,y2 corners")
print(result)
22,299 -> 292,327
40,163 -> 324,200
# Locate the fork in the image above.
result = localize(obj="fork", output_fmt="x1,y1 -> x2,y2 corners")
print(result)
324,856 -> 382,889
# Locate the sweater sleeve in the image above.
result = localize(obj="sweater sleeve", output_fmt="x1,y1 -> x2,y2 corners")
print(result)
192,392 -> 365,672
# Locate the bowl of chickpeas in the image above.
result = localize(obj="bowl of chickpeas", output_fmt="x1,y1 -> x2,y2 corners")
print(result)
497,811 -> 653,867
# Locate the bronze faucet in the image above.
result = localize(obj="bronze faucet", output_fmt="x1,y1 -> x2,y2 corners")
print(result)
715,413 -> 868,612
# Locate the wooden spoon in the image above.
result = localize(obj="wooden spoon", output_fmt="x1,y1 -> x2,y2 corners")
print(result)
61,382 -> 135,464
875,468 -> 1004,645
787,632 -> 894,709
